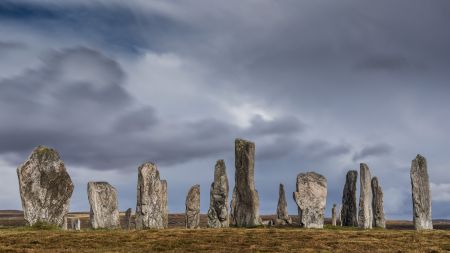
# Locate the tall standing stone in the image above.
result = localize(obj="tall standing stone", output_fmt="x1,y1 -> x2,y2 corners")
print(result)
185,184 -> 200,229
331,204 -> 337,226
17,146 -> 74,227
341,170 -> 358,227
124,208 -> 132,230
135,162 -> 165,229
358,163 -> 373,229
293,172 -> 327,228
230,139 -> 261,227
161,180 -> 169,229
276,183 -> 292,225
207,160 -> 229,228
410,154 -> 433,230
371,177 -> 386,228
87,182 -> 120,229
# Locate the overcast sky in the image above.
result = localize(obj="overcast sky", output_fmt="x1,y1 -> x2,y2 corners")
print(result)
0,0 -> 449,219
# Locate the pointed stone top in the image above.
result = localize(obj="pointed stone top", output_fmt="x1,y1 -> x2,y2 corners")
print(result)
360,163 -> 369,169
297,172 -> 327,187
333,203 -> 337,208
29,145 -> 61,162
414,154 -> 427,166
88,181 -> 114,188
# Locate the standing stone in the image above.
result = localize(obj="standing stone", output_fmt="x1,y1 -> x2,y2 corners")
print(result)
161,180 -> 169,229
341,170 -> 358,227
230,139 -> 262,227
17,146 -> 74,227
371,177 -> 386,228
410,154 -> 433,230
185,184 -> 200,229
276,183 -> 292,225
207,160 -> 229,228
63,216 -> 68,230
331,204 -> 337,226
358,163 -> 373,229
75,218 -> 81,230
293,172 -> 327,228
88,182 -> 120,229
124,208 -> 132,230
135,162 -> 165,229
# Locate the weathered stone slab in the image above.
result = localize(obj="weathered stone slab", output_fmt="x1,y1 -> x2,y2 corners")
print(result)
331,204 -> 337,226
410,154 -> 433,230
207,160 -> 229,228
371,177 -> 386,228
135,162 -> 165,229
358,163 -> 373,229
185,184 -> 200,229
17,146 -> 74,227
230,139 -> 261,227
124,208 -> 132,230
161,180 -> 169,229
276,183 -> 292,225
293,172 -> 327,228
87,182 -> 120,229
341,170 -> 358,227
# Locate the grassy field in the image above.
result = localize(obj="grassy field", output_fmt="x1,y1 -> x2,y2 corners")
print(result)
1,226 -> 450,252
1,211 -> 450,252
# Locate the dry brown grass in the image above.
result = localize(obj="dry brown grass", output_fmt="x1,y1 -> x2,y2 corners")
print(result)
0,226 -> 450,252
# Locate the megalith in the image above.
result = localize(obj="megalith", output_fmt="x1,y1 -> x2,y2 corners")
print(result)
331,204 -> 337,226
17,146 -> 74,227
293,172 -> 327,228
230,139 -> 261,227
276,183 -> 292,225
124,208 -> 132,230
410,154 -> 433,230
358,163 -> 373,229
341,170 -> 358,227
371,177 -> 386,228
185,184 -> 200,229
207,160 -> 229,228
87,182 -> 120,229
161,180 -> 169,229
135,162 -> 165,229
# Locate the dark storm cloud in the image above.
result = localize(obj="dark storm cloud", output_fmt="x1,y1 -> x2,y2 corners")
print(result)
353,143 -> 393,161
0,1 -> 193,54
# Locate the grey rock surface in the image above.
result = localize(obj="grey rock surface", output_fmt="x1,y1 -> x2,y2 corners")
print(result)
185,184 -> 200,229
161,180 -> 169,229
341,170 -> 358,227
358,163 -> 373,229
88,182 -> 120,229
371,177 -> 386,228
17,146 -> 74,227
124,208 -> 132,230
276,183 -> 292,225
135,162 -> 165,229
293,172 -> 327,228
207,160 -> 229,228
331,204 -> 337,226
230,139 -> 261,227
410,154 -> 433,230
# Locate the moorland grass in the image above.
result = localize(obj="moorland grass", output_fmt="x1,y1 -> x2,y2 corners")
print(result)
0,226 -> 450,252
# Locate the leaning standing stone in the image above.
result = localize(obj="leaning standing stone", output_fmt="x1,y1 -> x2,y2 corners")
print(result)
124,208 -> 132,230
230,139 -> 261,227
135,162 -> 165,229
276,183 -> 292,225
331,204 -> 337,226
341,170 -> 358,227
293,172 -> 327,228
185,184 -> 200,229
371,177 -> 386,228
88,182 -> 120,229
207,160 -> 229,228
358,163 -> 373,229
410,154 -> 433,230
17,146 -> 74,227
